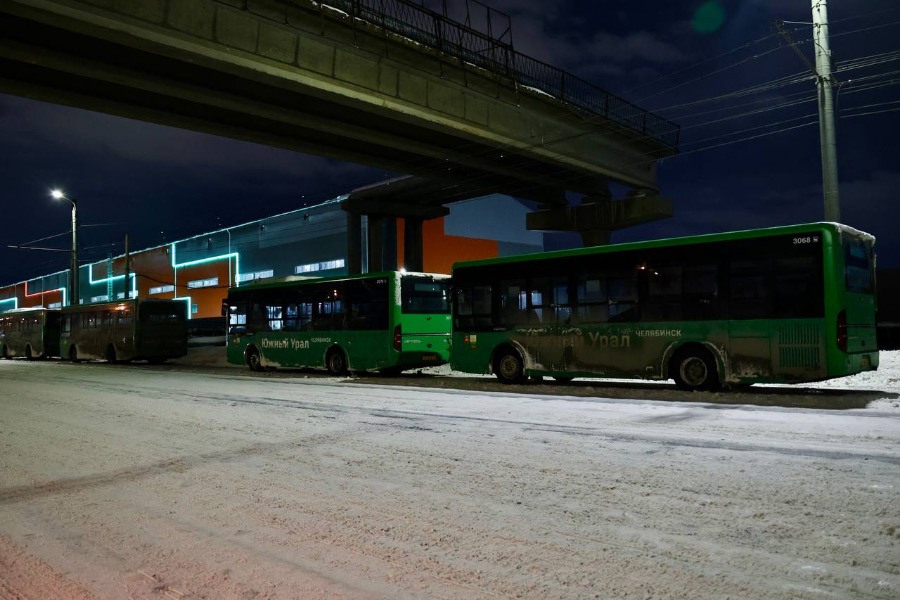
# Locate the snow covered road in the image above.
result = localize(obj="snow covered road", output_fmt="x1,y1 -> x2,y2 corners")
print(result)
1,355 -> 899,598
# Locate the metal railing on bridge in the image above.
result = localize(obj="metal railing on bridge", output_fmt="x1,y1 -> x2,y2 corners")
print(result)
321,0 -> 680,150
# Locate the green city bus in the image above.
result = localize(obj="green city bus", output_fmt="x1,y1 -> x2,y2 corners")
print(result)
0,307 -> 61,359
224,271 -> 451,374
451,222 -> 878,391
61,298 -> 188,363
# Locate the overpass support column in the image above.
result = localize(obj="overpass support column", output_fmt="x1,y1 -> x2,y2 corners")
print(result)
346,211 -> 363,274
403,217 -> 424,272
368,215 -> 398,272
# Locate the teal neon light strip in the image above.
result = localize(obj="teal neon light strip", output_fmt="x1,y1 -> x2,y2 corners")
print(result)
87,264 -> 138,297
0,297 -> 18,311
24,281 -> 67,307
172,296 -> 192,320
170,243 -> 241,286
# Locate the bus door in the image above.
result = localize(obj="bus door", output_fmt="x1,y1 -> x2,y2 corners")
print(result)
727,259 -> 772,380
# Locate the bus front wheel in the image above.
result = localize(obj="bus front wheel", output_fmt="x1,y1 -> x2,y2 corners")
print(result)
494,348 -> 526,384
246,347 -> 264,372
326,347 -> 348,375
671,347 -> 720,392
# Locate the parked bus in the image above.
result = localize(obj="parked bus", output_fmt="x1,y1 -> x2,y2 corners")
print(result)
224,271 -> 451,374
451,222 -> 878,391
60,298 -> 188,363
0,307 -> 61,359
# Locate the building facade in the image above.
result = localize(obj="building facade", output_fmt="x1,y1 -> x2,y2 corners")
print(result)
0,194 -> 547,319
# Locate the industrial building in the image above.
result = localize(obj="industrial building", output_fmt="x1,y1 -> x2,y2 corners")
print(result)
0,193 -> 549,319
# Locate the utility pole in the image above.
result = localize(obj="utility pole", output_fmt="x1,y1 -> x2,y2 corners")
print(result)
812,0 -> 841,222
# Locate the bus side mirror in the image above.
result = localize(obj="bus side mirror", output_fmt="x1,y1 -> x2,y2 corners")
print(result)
221,301 -> 228,317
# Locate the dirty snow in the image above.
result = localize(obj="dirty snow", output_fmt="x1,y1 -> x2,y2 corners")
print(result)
0,351 -> 898,598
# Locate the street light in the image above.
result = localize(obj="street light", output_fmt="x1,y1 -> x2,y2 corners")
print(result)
51,189 -> 78,306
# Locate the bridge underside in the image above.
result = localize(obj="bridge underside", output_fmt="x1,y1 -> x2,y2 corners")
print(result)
0,0 -> 678,266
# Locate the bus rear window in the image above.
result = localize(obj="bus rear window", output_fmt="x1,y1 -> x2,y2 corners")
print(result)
401,277 -> 450,314
845,238 -> 874,294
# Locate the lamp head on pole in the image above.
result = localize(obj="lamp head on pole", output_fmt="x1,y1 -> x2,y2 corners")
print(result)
51,189 -> 76,207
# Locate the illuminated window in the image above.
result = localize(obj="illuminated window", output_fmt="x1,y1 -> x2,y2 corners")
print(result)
149,285 -> 175,295
295,259 -> 345,274
187,277 -> 219,289
236,270 -> 274,283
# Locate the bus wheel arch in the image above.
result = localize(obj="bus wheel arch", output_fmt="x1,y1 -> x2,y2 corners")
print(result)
325,346 -> 348,375
245,345 -> 264,372
492,344 -> 527,384
668,343 -> 721,392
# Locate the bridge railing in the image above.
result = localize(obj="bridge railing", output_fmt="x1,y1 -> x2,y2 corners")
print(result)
317,0 -> 679,149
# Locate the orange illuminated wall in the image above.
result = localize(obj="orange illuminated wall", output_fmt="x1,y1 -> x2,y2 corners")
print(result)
397,217 -> 498,274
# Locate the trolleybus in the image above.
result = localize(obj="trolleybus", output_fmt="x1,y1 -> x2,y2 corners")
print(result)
60,298 -> 188,363
451,222 -> 878,391
0,307 -> 61,359
224,271 -> 451,374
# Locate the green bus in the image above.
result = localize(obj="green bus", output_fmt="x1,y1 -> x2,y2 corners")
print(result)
0,307 -> 61,360
224,271 -> 451,374
61,298 -> 188,363
451,222 -> 878,391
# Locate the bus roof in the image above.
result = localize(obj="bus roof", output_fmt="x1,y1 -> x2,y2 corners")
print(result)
452,222 -> 875,271
228,270 -> 449,292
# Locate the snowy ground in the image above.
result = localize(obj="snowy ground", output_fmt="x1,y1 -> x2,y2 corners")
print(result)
0,352 -> 898,598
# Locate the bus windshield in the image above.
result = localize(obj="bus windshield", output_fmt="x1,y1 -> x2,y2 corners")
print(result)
401,276 -> 450,314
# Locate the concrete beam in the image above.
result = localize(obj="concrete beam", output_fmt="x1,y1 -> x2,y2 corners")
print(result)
526,192 -> 673,233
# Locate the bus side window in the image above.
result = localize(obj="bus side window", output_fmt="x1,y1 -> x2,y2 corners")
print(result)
228,301 -> 248,333
265,304 -> 283,331
574,276 -> 609,324
455,285 -> 492,330
249,302 -> 269,331
645,266 -> 683,322
683,265 -> 719,320
499,280 -> 527,327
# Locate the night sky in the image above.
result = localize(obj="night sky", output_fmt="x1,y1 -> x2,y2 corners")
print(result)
1,0 -> 898,286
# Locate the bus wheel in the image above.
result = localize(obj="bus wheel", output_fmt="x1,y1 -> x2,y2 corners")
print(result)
494,348 -> 526,384
0,345 -> 7,359
246,347 -> 264,372
25,345 -> 33,360
326,347 -> 348,375
106,345 -> 118,364
69,346 -> 80,363
671,347 -> 720,392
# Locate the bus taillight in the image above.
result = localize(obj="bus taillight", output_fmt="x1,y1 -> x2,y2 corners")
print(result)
837,309 -> 848,353
394,324 -> 402,351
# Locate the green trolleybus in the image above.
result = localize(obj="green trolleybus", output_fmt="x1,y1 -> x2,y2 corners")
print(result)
224,271 -> 451,374
0,308 -> 61,359
451,222 -> 878,391
61,298 -> 188,363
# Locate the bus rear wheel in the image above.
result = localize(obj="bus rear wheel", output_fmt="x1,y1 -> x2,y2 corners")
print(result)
246,347 -> 264,372
326,347 -> 348,375
671,347 -> 720,392
494,348 -> 526,384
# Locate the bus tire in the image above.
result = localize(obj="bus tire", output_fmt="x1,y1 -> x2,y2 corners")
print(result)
246,346 -> 264,372
0,345 -> 8,359
493,347 -> 526,384
25,345 -> 33,360
69,346 -> 80,363
671,346 -> 720,392
325,347 -> 348,375
106,345 -> 118,364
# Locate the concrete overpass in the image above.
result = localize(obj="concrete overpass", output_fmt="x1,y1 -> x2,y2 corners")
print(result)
0,0 -> 679,267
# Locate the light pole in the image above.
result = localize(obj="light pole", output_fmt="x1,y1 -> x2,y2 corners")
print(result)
51,189 -> 79,305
